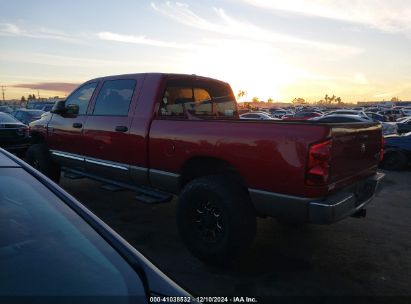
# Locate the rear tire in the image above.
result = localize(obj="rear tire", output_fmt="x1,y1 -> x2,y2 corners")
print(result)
177,175 -> 256,264
26,144 -> 61,183
381,151 -> 408,170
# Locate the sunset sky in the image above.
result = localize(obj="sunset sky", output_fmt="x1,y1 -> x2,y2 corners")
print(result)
1,0 -> 411,103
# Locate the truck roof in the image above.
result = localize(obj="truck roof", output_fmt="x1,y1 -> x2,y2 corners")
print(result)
86,73 -> 229,85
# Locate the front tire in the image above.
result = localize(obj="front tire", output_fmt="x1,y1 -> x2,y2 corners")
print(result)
26,144 -> 61,183
177,175 -> 256,264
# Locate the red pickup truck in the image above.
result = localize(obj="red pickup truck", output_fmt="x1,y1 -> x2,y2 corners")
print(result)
28,73 -> 384,263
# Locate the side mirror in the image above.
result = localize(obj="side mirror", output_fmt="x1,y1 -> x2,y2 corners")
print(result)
51,100 -> 66,115
66,104 -> 79,115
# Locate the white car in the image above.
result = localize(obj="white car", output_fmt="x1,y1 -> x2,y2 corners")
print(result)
269,109 -> 294,118
396,116 -> 410,123
380,122 -> 398,135
240,112 -> 279,120
365,112 -> 397,135
401,107 -> 411,116
377,108 -> 404,120
325,110 -> 368,118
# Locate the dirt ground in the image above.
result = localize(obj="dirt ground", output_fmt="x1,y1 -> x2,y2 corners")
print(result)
60,169 -> 411,302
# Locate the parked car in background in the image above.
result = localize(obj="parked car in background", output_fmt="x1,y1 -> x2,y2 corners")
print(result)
11,109 -> 44,125
0,105 -> 14,114
34,104 -> 54,112
401,107 -> 411,116
325,110 -> 368,119
397,117 -> 411,134
380,133 -> 411,170
310,114 -> 371,123
0,112 -> 30,156
378,109 -> 404,121
365,107 -> 382,113
26,100 -> 52,109
34,103 -> 55,112
396,116 -> 410,123
282,111 -> 322,120
268,109 -> 293,118
240,112 -> 278,120
365,112 -> 397,135
0,149 -> 192,301
365,112 -> 387,122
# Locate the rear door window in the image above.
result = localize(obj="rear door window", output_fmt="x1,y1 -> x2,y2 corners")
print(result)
93,80 -> 136,116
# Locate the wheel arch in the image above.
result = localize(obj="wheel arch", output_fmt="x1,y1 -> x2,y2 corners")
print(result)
180,156 -> 247,192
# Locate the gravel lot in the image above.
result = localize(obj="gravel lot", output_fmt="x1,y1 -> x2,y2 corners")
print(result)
60,170 -> 411,301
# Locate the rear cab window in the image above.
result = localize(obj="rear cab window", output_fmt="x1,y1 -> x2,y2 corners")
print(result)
158,78 -> 238,120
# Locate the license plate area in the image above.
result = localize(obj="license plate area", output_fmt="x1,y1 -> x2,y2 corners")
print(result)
354,180 -> 376,205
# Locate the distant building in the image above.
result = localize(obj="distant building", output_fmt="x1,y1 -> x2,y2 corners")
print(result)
357,101 -> 411,107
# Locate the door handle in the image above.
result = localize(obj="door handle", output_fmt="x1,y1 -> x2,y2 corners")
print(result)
115,126 -> 128,132
72,123 -> 83,128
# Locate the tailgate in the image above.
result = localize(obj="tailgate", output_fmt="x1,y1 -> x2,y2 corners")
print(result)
329,122 -> 382,185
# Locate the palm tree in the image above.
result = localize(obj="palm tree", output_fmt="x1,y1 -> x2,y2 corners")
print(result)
237,90 -> 246,101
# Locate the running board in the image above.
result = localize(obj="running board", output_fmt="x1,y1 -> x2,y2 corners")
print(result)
100,184 -> 126,192
64,172 -> 84,179
62,168 -> 173,204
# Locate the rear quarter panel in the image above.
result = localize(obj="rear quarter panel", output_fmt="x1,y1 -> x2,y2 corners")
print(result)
149,120 -> 331,197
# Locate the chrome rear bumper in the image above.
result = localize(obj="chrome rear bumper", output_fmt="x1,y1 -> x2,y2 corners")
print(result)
249,172 -> 385,224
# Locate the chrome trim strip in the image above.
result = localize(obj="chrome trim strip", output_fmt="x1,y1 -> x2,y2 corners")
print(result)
131,165 -> 148,173
309,194 -> 355,208
51,151 -> 84,161
85,158 -> 128,171
149,168 -> 180,178
248,188 -> 318,202
130,165 -> 149,186
51,150 -> 128,171
149,168 -> 180,193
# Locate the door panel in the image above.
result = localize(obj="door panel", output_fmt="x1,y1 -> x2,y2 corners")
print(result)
47,82 -> 98,170
82,79 -> 138,182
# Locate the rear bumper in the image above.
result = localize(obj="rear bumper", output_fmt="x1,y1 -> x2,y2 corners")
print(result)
249,172 -> 385,224
308,172 -> 384,223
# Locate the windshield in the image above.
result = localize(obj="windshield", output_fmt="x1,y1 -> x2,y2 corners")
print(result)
26,110 -> 44,116
0,112 -> 19,123
0,168 -> 145,299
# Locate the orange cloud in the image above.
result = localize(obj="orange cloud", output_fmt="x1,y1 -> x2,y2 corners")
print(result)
11,82 -> 79,93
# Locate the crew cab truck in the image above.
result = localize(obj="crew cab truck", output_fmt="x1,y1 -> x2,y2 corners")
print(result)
28,73 -> 384,264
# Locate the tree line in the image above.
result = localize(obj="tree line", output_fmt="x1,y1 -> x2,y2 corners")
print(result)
237,89 -> 403,105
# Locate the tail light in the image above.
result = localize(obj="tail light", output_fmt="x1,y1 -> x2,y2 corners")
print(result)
380,136 -> 385,162
305,139 -> 332,186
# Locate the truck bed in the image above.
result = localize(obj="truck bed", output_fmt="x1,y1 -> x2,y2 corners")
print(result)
148,119 -> 382,199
